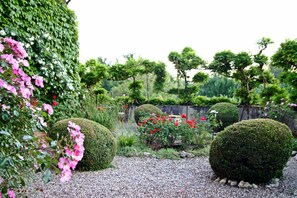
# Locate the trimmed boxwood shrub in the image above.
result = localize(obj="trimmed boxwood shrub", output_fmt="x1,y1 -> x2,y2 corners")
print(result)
207,102 -> 238,132
50,118 -> 116,171
134,104 -> 164,123
209,118 -> 294,184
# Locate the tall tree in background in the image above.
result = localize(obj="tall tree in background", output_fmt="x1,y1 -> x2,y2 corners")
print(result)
271,39 -> 297,102
208,38 -> 277,119
109,54 -> 166,104
168,47 -> 205,114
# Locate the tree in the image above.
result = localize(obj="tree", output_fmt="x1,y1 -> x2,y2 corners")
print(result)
199,75 -> 238,98
109,54 -> 166,104
168,47 -> 205,113
208,38 -> 277,119
271,39 -> 297,102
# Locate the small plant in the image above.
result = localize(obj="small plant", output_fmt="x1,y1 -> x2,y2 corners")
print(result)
118,133 -> 136,147
261,100 -> 297,136
207,102 -> 238,132
156,148 -> 180,160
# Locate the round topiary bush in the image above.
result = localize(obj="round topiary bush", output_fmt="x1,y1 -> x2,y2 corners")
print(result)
50,118 -> 116,171
207,102 -> 238,132
134,104 -> 164,123
209,118 -> 294,184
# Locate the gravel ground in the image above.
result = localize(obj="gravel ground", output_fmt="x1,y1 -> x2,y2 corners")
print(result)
26,156 -> 297,198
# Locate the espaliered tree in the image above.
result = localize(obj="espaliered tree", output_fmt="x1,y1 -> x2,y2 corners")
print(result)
109,54 -> 166,105
271,39 -> 297,102
168,47 -> 206,114
208,38 -> 278,119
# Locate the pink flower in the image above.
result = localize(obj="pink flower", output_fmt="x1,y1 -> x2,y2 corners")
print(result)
43,103 -> 53,115
7,189 -> 15,198
69,160 -> 78,170
32,75 -> 44,88
19,59 -> 29,67
68,121 -> 81,131
19,87 -> 31,98
60,169 -> 72,183
0,66 -> 4,73
58,157 -> 70,170
0,43 -> 4,52
4,37 -> 27,59
1,104 -> 10,110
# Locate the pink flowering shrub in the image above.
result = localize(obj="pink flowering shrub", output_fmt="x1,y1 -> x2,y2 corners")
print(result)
0,37 -> 84,196
138,113 -> 210,150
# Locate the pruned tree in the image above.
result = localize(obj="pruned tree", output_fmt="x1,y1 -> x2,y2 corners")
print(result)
168,47 -> 205,114
208,38 -> 277,119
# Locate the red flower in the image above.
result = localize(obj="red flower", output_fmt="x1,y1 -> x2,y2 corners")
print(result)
137,122 -> 142,126
169,117 -> 173,122
181,114 -> 187,118
52,101 -> 57,106
153,128 -> 157,132
174,120 -> 179,127
53,95 -> 57,99
150,130 -> 154,134
200,117 -> 206,121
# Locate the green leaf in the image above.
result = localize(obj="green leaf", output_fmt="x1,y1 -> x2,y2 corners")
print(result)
42,169 -> 52,183
13,110 -> 19,117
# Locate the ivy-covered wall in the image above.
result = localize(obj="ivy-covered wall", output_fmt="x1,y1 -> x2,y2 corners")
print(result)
0,0 -> 81,120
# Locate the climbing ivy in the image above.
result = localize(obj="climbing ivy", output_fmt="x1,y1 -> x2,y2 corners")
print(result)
0,0 -> 81,122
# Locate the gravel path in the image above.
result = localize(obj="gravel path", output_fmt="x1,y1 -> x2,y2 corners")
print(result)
26,156 -> 297,198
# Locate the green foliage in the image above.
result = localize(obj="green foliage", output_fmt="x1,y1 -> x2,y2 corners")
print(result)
209,119 -> 294,184
260,100 -> 297,136
156,148 -> 180,160
0,0 -> 81,123
50,118 -> 116,171
199,75 -> 238,98
79,58 -> 109,88
208,38 -> 278,107
192,96 -> 236,106
192,72 -> 208,84
117,134 -> 136,148
134,104 -> 164,124
78,94 -> 119,130
168,47 -> 205,104
207,102 -> 238,132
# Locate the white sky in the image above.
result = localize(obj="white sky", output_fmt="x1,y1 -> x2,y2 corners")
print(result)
69,0 -> 297,75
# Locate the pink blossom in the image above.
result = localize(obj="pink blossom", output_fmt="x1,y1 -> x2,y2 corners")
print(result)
38,117 -> 47,127
58,157 -> 70,170
1,104 -> 10,110
69,160 -> 78,170
32,75 -> 44,88
0,43 -> 4,52
60,169 -> 72,183
7,189 -> 15,198
0,66 -> 4,73
43,103 -> 53,115
1,54 -> 19,70
19,87 -> 31,98
19,59 -> 29,67
4,37 -> 27,59
64,147 -> 73,157
6,84 -> 17,95
68,121 -> 81,131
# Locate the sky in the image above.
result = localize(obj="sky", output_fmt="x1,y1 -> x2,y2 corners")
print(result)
68,0 -> 297,75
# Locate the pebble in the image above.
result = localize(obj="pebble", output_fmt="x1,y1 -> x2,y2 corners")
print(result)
25,156 -> 297,197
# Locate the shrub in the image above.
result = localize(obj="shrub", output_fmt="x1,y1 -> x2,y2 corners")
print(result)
138,114 -> 210,149
134,104 -> 164,123
209,119 -> 294,184
50,118 -> 116,171
207,102 -> 238,132
117,134 -> 136,147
